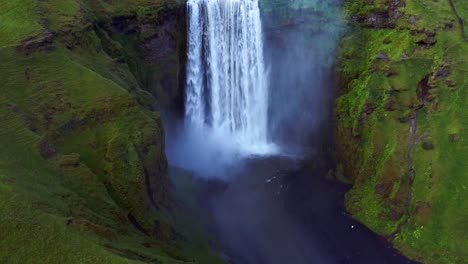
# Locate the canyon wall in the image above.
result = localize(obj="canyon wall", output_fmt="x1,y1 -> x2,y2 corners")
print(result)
335,0 -> 467,263
0,1 -> 222,263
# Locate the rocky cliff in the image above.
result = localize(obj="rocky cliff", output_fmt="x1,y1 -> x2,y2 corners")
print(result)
2,0 -> 467,263
335,0 -> 467,263
0,1 -> 221,263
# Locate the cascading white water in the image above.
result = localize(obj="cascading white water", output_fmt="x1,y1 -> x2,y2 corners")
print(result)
186,0 -> 275,154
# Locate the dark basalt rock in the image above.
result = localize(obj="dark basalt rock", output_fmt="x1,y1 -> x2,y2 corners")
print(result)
112,15 -> 139,34
400,50 -> 409,59
376,50 -> 391,61
359,102 -> 375,126
16,31 -> 55,55
38,138 -> 56,159
415,31 -> 437,46
434,66 -> 450,78
417,74 -> 432,103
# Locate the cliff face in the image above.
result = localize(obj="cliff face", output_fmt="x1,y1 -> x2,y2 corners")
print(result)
0,1 -> 220,263
335,0 -> 467,263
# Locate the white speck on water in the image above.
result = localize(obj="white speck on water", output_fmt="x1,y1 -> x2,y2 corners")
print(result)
351,225 -> 355,229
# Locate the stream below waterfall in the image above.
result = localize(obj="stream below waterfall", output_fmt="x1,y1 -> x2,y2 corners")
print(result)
203,156 -> 419,264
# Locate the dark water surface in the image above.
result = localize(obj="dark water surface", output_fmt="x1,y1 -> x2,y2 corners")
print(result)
205,156 -> 419,264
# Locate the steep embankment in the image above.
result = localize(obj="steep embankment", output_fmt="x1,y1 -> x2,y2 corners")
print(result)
0,1 -> 220,263
336,0 -> 467,263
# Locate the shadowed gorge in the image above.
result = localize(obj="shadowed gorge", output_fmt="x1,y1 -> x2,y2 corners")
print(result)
0,0 -> 466,263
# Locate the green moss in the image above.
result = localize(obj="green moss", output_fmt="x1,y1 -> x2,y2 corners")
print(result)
168,167 -> 226,264
39,0 -> 82,32
0,0 -> 220,263
0,106 -> 140,264
0,0 -> 43,47
337,0 -> 468,263
0,192 -> 145,264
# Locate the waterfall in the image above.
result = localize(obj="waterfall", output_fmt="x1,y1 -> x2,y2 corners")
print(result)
185,0 -> 275,154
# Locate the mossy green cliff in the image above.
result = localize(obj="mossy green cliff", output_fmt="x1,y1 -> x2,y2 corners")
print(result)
336,0 -> 467,263
0,1 -> 221,263
2,0 -> 467,263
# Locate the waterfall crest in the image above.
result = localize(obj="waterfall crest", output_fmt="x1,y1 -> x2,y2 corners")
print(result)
186,0 -> 275,154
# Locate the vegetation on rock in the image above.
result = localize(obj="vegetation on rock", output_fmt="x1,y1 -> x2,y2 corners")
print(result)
2,0 -> 466,263
336,0 -> 467,263
0,0 -> 221,263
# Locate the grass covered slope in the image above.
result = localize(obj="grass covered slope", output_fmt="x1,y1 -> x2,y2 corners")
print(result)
336,0 -> 467,263
0,1 -> 221,263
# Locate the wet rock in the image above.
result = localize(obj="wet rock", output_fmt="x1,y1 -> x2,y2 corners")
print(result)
368,13 -> 390,28
376,50 -> 391,61
417,75 -> 432,103
434,66 -> 450,78
140,24 -> 155,34
359,102 -> 375,126
389,0 -> 404,20
357,9 -> 395,28
144,32 -> 176,62
112,15 -> 138,34
400,50 -> 409,59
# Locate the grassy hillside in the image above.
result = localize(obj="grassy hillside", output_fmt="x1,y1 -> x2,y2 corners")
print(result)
336,0 -> 467,263
0,0 -> 221,263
